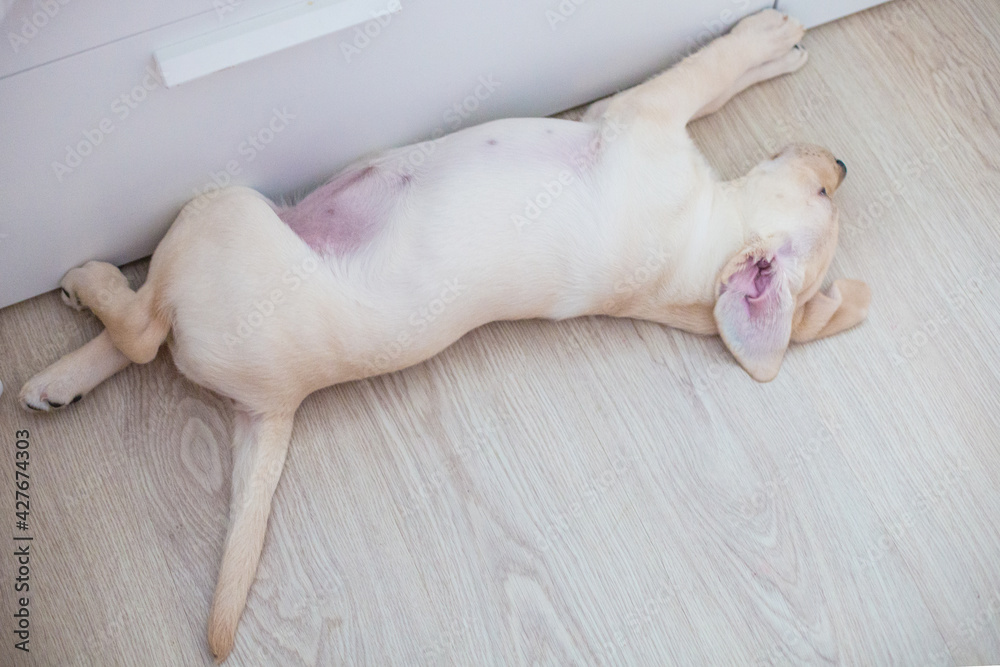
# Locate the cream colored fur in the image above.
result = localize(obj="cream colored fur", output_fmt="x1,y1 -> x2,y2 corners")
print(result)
19,10 -> 869,662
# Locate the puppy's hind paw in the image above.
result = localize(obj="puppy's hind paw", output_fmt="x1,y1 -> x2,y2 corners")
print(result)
60,285 -> 84,311
59,261 -> 128,311
19,372 -> 84,413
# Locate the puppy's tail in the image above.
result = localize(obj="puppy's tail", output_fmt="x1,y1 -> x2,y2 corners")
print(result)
207,409 -> 295,663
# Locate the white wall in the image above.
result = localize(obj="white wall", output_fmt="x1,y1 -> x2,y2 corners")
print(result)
0,0 -> 888,309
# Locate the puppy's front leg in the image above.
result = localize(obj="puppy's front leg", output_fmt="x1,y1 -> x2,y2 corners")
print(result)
208,409 -> 295,663
690,44 -> 808,121
606,10 -> 804,127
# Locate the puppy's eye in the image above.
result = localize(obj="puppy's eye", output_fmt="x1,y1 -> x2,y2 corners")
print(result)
819,187 -> 828,197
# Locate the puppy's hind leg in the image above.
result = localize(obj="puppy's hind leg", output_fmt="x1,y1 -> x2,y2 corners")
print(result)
208,408 -> 296,663
19,330 -> 131,412
60,261 -> 170,364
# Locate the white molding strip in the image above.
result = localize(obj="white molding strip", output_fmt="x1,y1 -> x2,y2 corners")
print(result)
153,0 -> 402,88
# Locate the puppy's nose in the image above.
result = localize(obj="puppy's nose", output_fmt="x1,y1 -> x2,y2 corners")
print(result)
836,159 -> 847,178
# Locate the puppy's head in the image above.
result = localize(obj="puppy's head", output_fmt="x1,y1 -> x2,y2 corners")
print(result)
714,143 -> 870,382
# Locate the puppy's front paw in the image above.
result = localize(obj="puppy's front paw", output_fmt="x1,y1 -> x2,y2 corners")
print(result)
60,261 -> 128,311
732,9 -> 806,65
19,370 -> 84,413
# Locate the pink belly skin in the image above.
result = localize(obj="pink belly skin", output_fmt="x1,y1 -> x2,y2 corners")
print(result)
277,164 -> 408,255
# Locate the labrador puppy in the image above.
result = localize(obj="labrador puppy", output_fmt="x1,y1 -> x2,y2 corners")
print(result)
20,9 -> 869,661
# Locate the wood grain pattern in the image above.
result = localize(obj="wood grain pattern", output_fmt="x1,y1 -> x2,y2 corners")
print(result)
3,0 -> 1000,664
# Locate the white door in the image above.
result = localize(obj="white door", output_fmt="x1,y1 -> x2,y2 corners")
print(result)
776,0 -> 896,27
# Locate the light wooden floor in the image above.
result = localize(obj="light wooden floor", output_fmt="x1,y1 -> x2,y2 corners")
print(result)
3,0 -> 1000,664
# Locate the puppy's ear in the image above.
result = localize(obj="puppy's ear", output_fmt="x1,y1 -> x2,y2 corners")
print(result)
713,237 -> 797,382
791,279 -> 871,342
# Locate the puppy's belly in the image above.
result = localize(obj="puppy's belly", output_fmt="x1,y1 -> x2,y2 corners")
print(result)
274,117 -> 603,260
276,164 -> 408,256
166,118 -> 612,402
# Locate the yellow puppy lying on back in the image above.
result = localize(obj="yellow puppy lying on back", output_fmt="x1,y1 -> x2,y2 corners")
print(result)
21,10 -> 869,661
